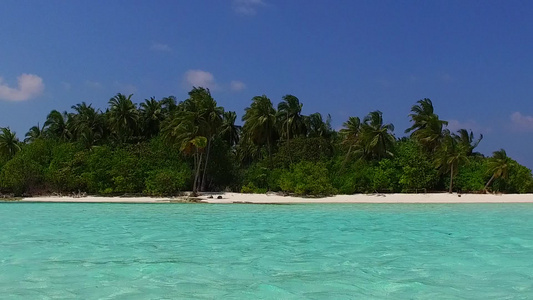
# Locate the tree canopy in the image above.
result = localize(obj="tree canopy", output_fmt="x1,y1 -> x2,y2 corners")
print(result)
0,93 -> 531,197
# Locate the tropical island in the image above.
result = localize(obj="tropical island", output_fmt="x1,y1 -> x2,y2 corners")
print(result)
0,88 -> 532,198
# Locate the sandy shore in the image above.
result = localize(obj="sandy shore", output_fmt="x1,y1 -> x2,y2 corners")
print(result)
14,193 -> 533,204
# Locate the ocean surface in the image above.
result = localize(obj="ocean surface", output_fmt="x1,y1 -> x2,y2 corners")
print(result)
1,203 -> 533,299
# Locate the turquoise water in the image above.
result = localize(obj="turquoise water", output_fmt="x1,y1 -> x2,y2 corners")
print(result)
1,203 -> 533,299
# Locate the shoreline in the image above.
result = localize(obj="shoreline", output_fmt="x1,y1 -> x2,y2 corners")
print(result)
10,193 -> 533,204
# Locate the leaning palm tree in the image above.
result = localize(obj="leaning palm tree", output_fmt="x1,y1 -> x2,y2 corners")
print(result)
434,133 -> 469,193
24,123 -> 44,143
241,95 -> 278,165
0,127 -> 21,159
108,93 -> 139,143
406,98 -> 448,152
484,149 -> 511,193
360,110 -> 395,160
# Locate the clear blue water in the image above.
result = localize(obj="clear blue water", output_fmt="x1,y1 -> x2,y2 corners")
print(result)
1,203 -> 533,299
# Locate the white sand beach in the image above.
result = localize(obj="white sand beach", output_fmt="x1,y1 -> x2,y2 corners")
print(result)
18,193 -> 533,204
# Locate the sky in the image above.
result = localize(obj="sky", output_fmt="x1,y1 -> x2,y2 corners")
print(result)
1,0 -> 533,168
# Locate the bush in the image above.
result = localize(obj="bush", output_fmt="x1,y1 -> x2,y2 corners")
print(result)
0,156 -> 42,195
332,160 -> 373,194
241,162 -> 270,190
240,182 -> 267,194
279,161 -> 335,196
144,168 -> 190,196
454,158 -> 487,192
395,140 -> 439,192
274,137 -> 332,168
45,143 -> 87,192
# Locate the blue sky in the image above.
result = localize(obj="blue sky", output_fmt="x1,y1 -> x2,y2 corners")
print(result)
1,0 -> 532,168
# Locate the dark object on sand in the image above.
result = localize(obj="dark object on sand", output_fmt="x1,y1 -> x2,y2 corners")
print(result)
217,195 -> 223,199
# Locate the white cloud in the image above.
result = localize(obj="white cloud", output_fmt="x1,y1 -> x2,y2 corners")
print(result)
510,112 -> 533,132
0,74 -> 44,101
150,42 -> 172,52
230,80 -> 246,91
184,70 -> 217,89
233,0 -> 265,15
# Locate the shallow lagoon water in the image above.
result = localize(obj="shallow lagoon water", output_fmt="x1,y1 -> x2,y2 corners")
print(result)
1,203 -> 533,299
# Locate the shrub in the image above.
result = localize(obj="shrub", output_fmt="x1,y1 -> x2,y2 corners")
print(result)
45,143 -> 87,192
0,156 -> 42,195
279,161 -> 335,196
144,168 -> 190,196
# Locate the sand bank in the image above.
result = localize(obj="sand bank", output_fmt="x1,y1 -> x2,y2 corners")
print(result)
15,193 -> 533,204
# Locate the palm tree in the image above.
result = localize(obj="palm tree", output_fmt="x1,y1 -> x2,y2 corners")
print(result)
162,88 -> 223,192
406,98 -> 448,152
0,127 -> 21,159
221,111 -> 241,147
360,110 -> 395,160
242,95 -> 278,165
277,95 -> 306,142
306,113 -> 333,139
43,110 -> 71,141
24,123 -> 44,143
161,111 -> 206,196
108,93 -> 139,143
453,129 -> 483,156
161,96 -> 178,117
484,149 -> 511,193
434,133 -> 469,193
140,97 -> 163,139
189,87 -> 223,191
340,116 -> 362,162
70,102 -> 105,148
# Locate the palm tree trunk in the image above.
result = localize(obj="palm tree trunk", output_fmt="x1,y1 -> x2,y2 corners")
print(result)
200,137 -> 212,192
192,150 -> 203,197
484,174 -> 496,193
338,145 -> 352,174
449,164 -> 454,193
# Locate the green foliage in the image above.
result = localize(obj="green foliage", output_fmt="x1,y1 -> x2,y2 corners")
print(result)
241,162 -> 270,190
109,147 -> 146,194
240,182 -> 267,194
395,140 -> 439,192
274,137 -> 332,168
204,138 -> 239,191
279,161 -> 335,196
371,159 -> 401,192
81,146 -> 115,194
0,156 -> 42,195
2,94 -> 533,197
144,168 -> 190,196
454,158 -> 487,192
493,160 -> 533,193
46,142 -> 87,192
0,139 -> 57,195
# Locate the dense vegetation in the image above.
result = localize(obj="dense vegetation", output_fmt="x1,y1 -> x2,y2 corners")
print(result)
1,89 -> 532,196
